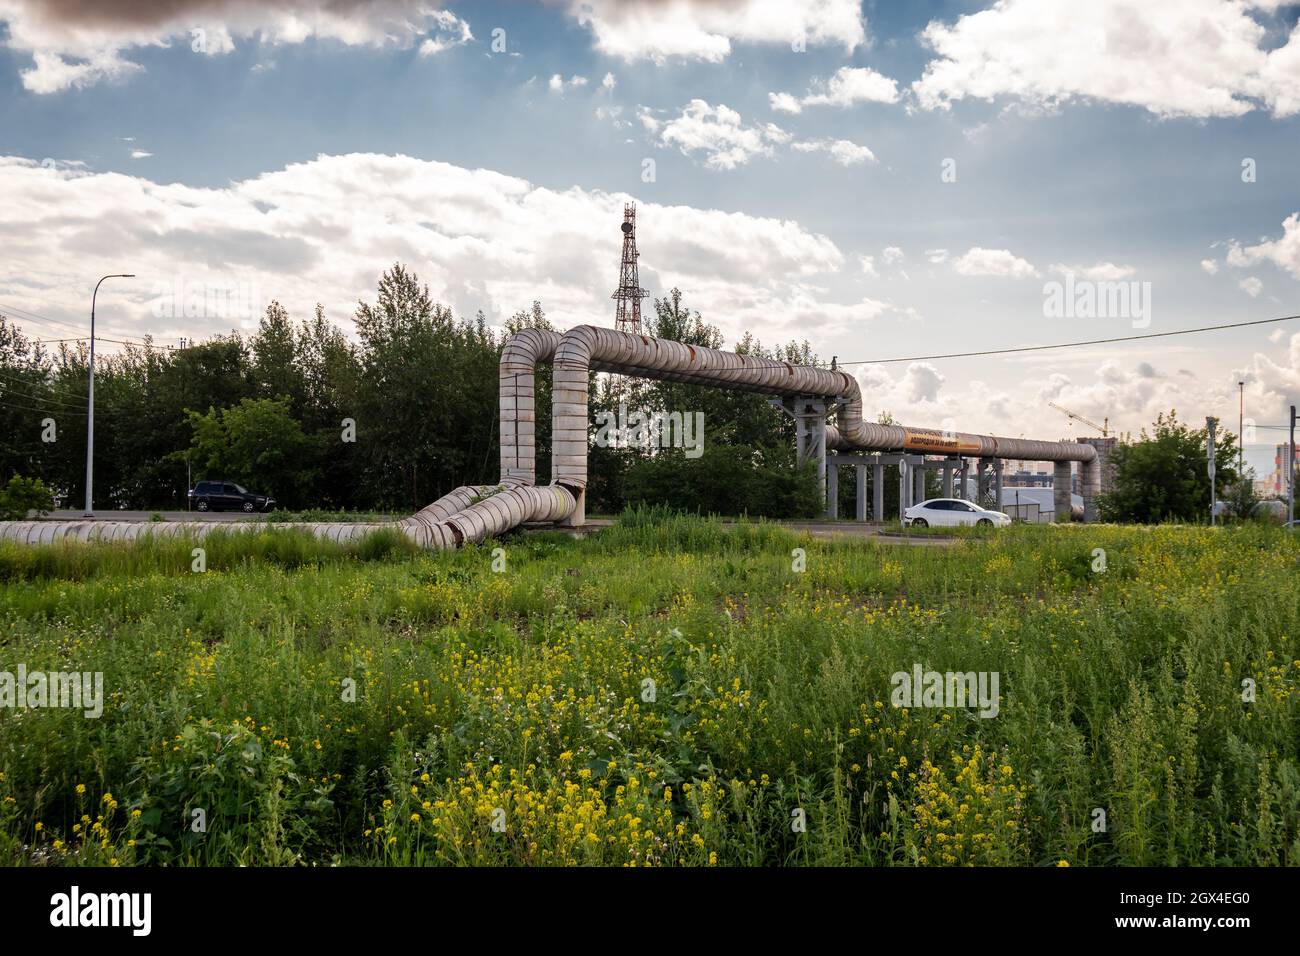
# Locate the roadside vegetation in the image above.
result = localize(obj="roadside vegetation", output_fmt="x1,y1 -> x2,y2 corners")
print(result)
1,508 -> 1296,866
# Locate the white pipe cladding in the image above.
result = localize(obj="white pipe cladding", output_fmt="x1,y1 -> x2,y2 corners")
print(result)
549,325 -> 1095,490
2,324 -> 1097,547
0,484 -> 577,548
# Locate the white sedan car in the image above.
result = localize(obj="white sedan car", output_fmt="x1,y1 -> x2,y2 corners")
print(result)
903,498 -> 1012,528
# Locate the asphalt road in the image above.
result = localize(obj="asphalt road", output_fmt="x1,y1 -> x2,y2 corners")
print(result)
49,510 -> 267,522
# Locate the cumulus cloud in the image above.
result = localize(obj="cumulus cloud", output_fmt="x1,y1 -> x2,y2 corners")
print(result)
852,356 -> 1210,449
913,0 -> 1300,119
1228,213 -> 1300,280
1049,262 -> 1136,281
418,10 -> 473,56
1239,276 -> 1263,297
952,247 -> 1038,278
769,66 -> 900,113
0,0 -> 473,93
1201,258 -> 1220,275
641,100 -> 790,169
549,74 -> 588,93
0,152 -> 890,346
790,138 -> 876,166
566,0 -> 866,62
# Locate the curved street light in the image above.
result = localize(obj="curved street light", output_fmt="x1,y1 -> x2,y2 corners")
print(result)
85,274 -> 135,517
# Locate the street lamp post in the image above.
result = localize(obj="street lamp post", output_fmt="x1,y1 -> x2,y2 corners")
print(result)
85,274 -> 134,517
1289,405 -> 1297,530
1238,381 -> 1244,476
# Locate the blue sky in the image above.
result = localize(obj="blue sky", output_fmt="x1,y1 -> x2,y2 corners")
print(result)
1,0 -> 1299,475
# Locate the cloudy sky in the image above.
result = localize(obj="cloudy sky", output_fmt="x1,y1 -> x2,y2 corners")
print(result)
1,0 -> 1299,474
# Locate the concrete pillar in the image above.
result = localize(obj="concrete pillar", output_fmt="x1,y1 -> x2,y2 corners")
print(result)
561,487 -> 586,526
779,395 -> 828,510
899,461 -> 910,516
1052,461 -> 1072,523
960,459 -> 971,501
942,461 -> 955,498
856,464 -> 867,521
826,463 -> 839,519
977,458 -> 991,506
1082,458 -> 1101,523
873,462 -> 884,521
913,458 -> 927,504
993,459 -> 1004,513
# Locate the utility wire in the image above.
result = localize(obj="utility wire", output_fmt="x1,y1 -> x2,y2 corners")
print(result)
837,313 -> 1300,366
0,301 -> 169,349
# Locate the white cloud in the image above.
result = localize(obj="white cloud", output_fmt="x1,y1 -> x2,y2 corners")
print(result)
882,246 -> 904,265
1049,262 -> 1136,281
1239,276 -> 1263,297
0,152 -> 878,347
859,255 -> 877,277
129,149 -> 153,160
565,0 -> 866,62
549,74 -> 589,93
913,0 -> 1300,119
418,10 -> 473,56
1229,213 -> 1300,280
853,357 -> 1204,448
790,138 -> 876,166
768,92 -> 803,113
1201,258 -> 1219,275
770,65 -> 900,113
925,248 -> 949,265
602,71 -> 617,91
953,247 -> 1038,278
641,100 -> 790,170
0,1 -> 473,93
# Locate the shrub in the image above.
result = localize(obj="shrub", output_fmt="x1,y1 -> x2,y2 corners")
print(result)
0,475 -> 55,520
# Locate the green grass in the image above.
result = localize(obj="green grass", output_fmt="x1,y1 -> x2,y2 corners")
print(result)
0,507 -> 1297,866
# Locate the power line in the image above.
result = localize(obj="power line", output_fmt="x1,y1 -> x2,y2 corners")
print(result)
837,313 -> 1300,366
0,301 -> 170,349
0,383 -> 90,412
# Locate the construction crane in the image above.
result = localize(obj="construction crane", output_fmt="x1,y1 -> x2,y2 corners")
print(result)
1048,401 -> 1109,437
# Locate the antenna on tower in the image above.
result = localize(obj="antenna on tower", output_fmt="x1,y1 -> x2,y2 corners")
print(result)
611,203 -> 648,334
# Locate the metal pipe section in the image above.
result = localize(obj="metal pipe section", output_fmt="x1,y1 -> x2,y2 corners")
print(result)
1,324 -> 1103,547
549,325 -> 1097,493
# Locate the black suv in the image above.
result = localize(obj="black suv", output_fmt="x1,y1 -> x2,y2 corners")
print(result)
188,480 -> 276,513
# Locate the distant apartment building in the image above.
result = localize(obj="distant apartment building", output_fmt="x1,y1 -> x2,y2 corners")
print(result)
1271,443 -> 1300,497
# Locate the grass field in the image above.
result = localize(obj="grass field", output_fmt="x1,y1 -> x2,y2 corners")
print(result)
1,508 -> 1297,867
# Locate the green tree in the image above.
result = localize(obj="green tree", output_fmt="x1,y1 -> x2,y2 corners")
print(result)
182,398 -> 317,506
0,474 -> 55,519
1099,411 -> 1239,522
252,301 -> 306,412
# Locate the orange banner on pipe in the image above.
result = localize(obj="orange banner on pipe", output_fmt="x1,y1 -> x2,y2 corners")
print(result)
902,429 -> 982,454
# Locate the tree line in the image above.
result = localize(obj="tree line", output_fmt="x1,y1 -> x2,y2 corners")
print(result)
0,265 -> 823,516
